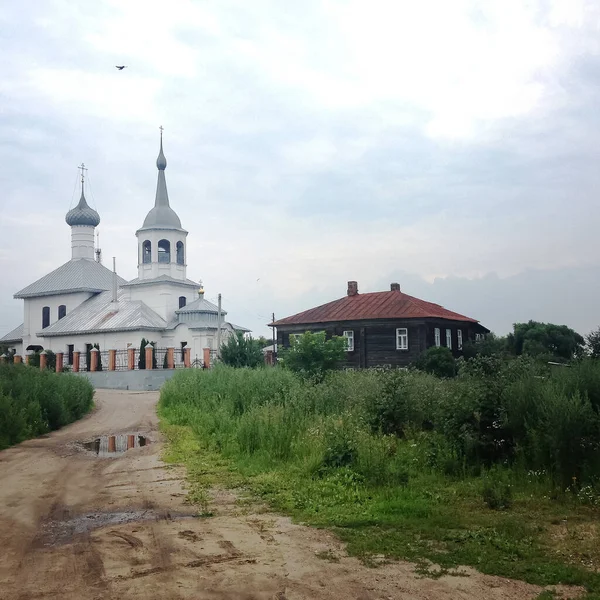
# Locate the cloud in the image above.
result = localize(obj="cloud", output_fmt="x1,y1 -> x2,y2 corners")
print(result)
1,0 -> 600,342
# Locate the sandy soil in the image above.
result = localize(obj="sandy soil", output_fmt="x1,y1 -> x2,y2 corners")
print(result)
0,389 -> 580,600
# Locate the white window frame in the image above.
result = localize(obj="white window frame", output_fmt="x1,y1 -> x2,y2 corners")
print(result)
457,330 -> 463,350
434,328 -> 441,347
343,330 -> 354,352
475,333 -> 485,342
446,328 -> 452,349
396,328 -> 408,350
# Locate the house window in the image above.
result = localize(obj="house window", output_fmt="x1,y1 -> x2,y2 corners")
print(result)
475,333 -> 485,342
434,328 -> 441,347
58,305 -> 66,320
142,240 -> 152,264
343,330 -> 354,352
396,328 -> 408,350
158,239 -> 170,263
176,241 -> 184,265
457,329 -> 463,350
179,296 -> 186,309
67,344 -> 74,365
42,306 -> 50,329
446,329 -> 452,349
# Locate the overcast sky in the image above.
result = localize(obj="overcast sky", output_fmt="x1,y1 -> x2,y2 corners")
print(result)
1,0 -> 600,338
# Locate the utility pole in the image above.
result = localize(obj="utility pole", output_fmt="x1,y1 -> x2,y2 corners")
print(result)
216,293 -> 222,360
272,312 -> 276,364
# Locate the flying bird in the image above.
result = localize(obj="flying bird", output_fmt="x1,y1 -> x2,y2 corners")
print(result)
115,65 -> 127,70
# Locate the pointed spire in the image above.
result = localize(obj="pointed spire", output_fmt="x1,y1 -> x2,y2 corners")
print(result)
140,126 -> 182,229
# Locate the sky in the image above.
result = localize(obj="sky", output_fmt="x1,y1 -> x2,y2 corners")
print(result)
1,0 -> 600,339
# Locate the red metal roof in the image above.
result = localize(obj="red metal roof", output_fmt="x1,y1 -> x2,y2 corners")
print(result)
272,289 -> 481,326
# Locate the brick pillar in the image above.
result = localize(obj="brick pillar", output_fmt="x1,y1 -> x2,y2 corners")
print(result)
145,343 -> 154,370
73,351 -> 80,372
26,352 -> 34,366
90,348 -> 98,372
0,354 -> 6,364
108,436 -> 116,453
108,349 -> 116,371
127,347 -> 135,370
39,350 -> 47,371
55,352 -> 64,373
167,347 -> 175,369
203,347 -> 210,369
14,355 -> 22,365
183,346 -> 191,368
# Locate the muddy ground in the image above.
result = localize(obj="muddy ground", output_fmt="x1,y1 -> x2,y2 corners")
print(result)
0,390 -> 578,599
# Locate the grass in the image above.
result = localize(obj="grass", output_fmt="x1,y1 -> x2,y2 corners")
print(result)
159,366 -> 600,598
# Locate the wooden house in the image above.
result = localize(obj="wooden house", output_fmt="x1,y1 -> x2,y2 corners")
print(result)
271,281 -> 489,368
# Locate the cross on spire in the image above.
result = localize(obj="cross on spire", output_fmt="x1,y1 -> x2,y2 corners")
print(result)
159,125 -> 164,138
78,162 -> 88,186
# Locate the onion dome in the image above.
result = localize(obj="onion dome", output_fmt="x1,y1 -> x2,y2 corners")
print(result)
65,189 -> 100,227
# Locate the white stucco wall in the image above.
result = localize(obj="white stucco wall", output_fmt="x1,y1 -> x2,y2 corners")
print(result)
124,282 -> 198,322
22,292 -> 94,349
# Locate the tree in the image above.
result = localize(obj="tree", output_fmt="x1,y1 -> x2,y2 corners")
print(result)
279,331 -> 346,380
220,332 -> 264,368
415,346 -> 457,378
138,339 -> 157,369
255,336 -> 273,349
507,321 -> 584,362
462,333 -> 508,359
586,327 -> 600,359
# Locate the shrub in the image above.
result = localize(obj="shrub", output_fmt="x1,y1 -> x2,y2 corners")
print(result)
482,480 -> 513,510
416,346 -> 457,378
220,332 -> 264,368
279,331 -> 346,380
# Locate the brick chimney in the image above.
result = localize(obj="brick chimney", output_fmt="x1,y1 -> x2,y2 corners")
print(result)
347,281 -> 358,296
390,283 -> 401,292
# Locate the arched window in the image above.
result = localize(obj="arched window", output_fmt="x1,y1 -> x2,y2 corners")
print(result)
158,239 -> 170,263
58,305 -> 66,320
142,240 -> 152,264
42,306 -> 50,329
179,296 -> 187,309
176,241 -> 184,265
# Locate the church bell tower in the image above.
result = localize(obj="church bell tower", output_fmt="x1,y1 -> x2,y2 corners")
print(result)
136,127 -> 188,281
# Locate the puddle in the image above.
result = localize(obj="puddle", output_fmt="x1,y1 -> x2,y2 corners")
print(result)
37,508 -> 195,546
82,434 -> 148,457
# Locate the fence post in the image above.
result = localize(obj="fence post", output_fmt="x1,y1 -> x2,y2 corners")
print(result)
14,355 -> 22,365
26,351 -> 34,366
167,346 -> 174,369
108,349 -> 116,371
127,347 -> 135,370
203,347 -> 210,369
0,354 -> 6,364
145,343 -> 154,370
73,351 -> 80,372
55,352 -> 64,373
39,350 -> 47,371
90,347 -> 98,372
183,346 -> 191,368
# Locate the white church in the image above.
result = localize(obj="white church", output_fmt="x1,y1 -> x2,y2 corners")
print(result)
1,131 -> 248,364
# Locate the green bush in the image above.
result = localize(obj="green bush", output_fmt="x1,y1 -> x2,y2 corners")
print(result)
0,364 -> 94,450
416,346 -> 457,378
279,331 -> 346,380
220,332 -> 264,368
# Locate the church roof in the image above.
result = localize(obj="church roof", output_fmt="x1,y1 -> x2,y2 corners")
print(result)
40,290 -> 167,336
65,189 -> 100,227
122,275 -> 200,288
138,132 -> 184,232
0,323 -> 24,343
14,259 -> 127,299
176,295 -> 227,315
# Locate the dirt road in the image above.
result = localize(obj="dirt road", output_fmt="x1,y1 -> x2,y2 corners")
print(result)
0,390 -> 571,599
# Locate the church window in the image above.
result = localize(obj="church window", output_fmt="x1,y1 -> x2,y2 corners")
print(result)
180,341 -> 187,361
179,296 -> 186,309
142,240 -> 152,264
158,239 -> 171,263
42,306 -> 50,329
67,344 -> 74,365
58,305 -> 66,320
176,241 -> 184,265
